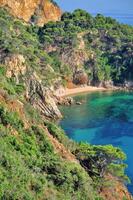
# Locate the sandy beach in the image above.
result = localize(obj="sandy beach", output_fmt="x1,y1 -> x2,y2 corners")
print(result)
59,86 -> 107,97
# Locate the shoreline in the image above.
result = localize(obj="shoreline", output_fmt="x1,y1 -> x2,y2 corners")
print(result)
59,86 -> 112,97
59,86 -> 133,199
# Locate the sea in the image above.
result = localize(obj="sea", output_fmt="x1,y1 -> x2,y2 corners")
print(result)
60,91 -> 133,195
92,13 -> 133,26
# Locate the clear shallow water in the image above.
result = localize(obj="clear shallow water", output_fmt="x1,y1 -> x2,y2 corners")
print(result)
59,91 -> 133,194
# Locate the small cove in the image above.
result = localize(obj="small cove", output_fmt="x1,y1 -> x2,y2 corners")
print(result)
59,90 -> 133,194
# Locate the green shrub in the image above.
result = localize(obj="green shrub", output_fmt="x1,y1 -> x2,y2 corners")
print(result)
45,121 -> 77,152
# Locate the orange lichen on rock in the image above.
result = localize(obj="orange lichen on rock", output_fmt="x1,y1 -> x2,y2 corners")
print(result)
0,0 -> 62,26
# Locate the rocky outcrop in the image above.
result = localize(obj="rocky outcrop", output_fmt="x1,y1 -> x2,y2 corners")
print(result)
92,80 -> 114,88
44,31 -> 94,86
0,0 -> 62,26
100,174 -> 133,200
34,0 -> 62,26
60,49 -> 89,74
102,80 -> 114,88
73,69 -> 88,85
57,96 -> 74,106
26,77 -> 62,119
4,54 -> 26,83
124,81 -> 133,89
3,53 -> 62,119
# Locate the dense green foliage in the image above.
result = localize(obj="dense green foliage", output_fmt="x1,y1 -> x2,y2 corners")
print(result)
0,8 -> 133,87
0,105 -> 98,200
0,6 -> 132,199
46,122 -> 129,184
40,9 -> 133,85
75,143 -> 129,183
0,103 -> 128,199
45,121 -> 77,152
0,8 -> 62,87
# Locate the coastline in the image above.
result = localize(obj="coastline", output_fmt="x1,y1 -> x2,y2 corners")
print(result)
59,86 -> 110,97
59,86 -> 133,199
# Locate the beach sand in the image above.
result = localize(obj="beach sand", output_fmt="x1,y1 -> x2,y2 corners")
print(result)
59,86 -> 107,97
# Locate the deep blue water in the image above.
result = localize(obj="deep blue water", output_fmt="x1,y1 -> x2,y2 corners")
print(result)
109,14 -> 133,26
59,91 -> 133,194
92,13 -> 133,26
56,1 -> 133,26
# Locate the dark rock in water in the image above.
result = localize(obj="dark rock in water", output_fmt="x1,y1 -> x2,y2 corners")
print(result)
58,96 -> 74,106
66,97 -> 74,105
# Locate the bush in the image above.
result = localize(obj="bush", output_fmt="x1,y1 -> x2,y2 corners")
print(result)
0,107 -> 98,199
45,121 -> 77,152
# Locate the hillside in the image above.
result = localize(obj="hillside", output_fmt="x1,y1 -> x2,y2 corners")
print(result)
0,2 -> 133,200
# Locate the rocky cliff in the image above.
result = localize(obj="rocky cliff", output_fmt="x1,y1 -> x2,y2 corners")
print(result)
2,53 -> 62,119
0,6 -> 133,200
100,174 -> 132,200
26,76 -> 62,119
0,0 -> 62,26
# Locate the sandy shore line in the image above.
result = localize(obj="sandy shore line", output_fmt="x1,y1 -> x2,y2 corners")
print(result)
59,86 -> 108,97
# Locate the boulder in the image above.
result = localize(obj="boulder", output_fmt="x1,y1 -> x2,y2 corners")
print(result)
57,96 -> 74,106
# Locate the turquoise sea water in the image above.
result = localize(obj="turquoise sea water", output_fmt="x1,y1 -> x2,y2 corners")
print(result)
59,91 -> 133,194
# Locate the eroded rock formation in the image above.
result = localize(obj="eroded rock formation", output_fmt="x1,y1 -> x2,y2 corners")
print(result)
0,0 -> 62,26
26,77 -> 62,119
4,54 -> 26,83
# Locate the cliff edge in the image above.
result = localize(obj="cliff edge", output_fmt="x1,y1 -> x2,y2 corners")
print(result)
0,0 -> 62,26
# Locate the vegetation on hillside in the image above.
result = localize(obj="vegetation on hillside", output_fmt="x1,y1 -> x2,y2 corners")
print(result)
0,99 -> 129,199
46,121 -> 129,184
0,8 -> 133,88
0,6 -> 132,200
39,9 -> 133,85
0,105 -> 97,199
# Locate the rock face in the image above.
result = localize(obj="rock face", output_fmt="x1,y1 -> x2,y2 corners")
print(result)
100,174 -> 133,200
4,54 -> 26,83
73,69 -> 88,85
60,49 -> 89,74
124,81 -> 133,89
3,53 -> 62,119
26,77 -> 62,119
0,0 -> 62,26
57,96 -> 74,106
45,32 -> 93,86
